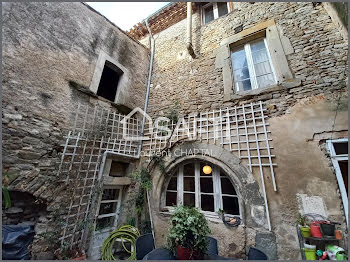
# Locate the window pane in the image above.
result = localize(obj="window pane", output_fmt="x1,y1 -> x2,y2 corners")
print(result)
250,40 -> 266,52
96,216 -> 114,230
166,192 -> 177,206
99,202 -> 117,215
200,177 -> 213,193
218,2 -> 228,17
204,5 -> 214,24
222,196 -> 240,215
232,48 -> 252,92
235,79 -> 252,91
234,67 -> 250,81
184,177 -> 195,192
252,49 -> 269,64
256,74 -> 275,89
334,142 -> 348,155
167,177 -> 177,191
250,40 -> 275,89
102,188 -> 119,200
221,177 -> 236,195
254,61 -> 272,77
184,193 -> 195,207
201,195 -> 214,212
231,48 -> 248,69
338,160 -> 348,194
184,163 -> 195,176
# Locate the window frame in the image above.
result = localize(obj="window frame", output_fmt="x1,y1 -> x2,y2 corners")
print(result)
215,19 -> 296,102
163,160 -> 241,219
89,51 -> 129,104
95,185 -> 123,233
202,2 -> 230,25
231,38 -> 277,92
326,138 -> 348,226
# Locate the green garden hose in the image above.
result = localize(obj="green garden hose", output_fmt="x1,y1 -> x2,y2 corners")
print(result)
101,225 -> 140,260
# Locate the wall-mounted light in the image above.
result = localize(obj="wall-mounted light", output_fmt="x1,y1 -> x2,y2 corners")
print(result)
203,165 -> 212,175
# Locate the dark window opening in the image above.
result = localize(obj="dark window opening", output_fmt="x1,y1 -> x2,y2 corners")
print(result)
218,2 -> 228,17
334,142 -> 348,155
201,194 -> 214,212
109,161 -> 129,177
339,160 -> 348,194
204,5 -> 214,24
222,196 -> 240,215
184,193 -> 195,207
166,192 -> 177,206
97,61 -> 123,102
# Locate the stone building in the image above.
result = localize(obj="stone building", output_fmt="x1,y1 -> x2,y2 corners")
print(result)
2,1 -> 348,260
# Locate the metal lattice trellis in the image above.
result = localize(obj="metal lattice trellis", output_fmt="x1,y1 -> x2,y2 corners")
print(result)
57,100 -> 277,250
142,101 -> 276,230
57,103 -> 142,250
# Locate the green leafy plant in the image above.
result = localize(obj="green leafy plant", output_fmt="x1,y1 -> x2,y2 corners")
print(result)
167,205 -> 211,255
2,172 -> 14,209
166,100 -> 180,124
297,213 -> 306,226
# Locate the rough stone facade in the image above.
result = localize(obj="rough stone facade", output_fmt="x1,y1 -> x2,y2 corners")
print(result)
2,2 -> 149,259
138,2 -> 348,260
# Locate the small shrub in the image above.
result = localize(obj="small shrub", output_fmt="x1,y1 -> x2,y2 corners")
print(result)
167,205 -> 211,255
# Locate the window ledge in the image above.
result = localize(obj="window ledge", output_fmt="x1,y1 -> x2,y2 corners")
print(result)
229,78 -> 302,101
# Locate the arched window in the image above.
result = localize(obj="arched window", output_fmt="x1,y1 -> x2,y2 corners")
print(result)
164,160 -> 240,217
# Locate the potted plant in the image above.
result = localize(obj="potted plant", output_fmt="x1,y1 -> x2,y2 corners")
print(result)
297,213 -> 311,238
167,205 -> 211,260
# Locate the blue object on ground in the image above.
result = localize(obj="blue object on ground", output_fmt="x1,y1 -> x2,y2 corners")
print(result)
2,225 -> 35,260
205,254 -> 236,260
136,233 -> 155,260
206,236 -> 219,255
247,247 -> 268,260
143,248 -> 176,260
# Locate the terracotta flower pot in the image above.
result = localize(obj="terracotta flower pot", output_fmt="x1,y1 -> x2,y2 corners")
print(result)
176,245 -> 201,260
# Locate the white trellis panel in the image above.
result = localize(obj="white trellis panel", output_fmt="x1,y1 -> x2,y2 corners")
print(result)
142,101 -> 276,231
58,101 -> 277,249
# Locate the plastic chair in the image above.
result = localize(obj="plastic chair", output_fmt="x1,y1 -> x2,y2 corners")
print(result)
143,248 -> 176,260
247,247 -> 268,260
206,236 -> 218,255
136,233 -> 155,260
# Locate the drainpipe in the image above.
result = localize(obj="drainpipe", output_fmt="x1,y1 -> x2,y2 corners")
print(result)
142,18 -> 156,247
85,19 -> 155,250
138,18 -> 155,158
186,2 -> 196,58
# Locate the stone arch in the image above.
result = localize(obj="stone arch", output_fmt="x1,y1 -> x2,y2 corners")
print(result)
150,141 -> 267,228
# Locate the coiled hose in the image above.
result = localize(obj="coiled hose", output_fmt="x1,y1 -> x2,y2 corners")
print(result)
101,225 -> 140,260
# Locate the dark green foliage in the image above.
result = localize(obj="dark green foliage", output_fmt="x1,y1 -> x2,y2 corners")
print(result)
167,205 -> 211,255
166,101 -> 180,123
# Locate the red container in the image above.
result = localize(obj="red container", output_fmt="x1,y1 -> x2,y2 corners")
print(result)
176,245 -> 201,260
310,221 -> 323,238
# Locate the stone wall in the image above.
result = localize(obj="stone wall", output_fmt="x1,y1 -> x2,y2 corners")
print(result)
140,2 -> 347,117
139,2 -> 348,259
2,2 -> 149,259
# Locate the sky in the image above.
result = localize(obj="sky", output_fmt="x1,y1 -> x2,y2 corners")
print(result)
86,2 -> 170,31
